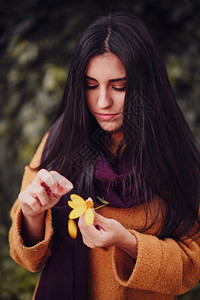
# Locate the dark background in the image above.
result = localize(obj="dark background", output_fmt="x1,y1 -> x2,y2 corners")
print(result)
0,0 -> 200,299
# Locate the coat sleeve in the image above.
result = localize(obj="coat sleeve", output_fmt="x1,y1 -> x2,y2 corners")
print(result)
112,228 -> 200,296
8,133 -> 54,272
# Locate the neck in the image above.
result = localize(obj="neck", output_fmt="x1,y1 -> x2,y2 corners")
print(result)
108,130 -> 124,156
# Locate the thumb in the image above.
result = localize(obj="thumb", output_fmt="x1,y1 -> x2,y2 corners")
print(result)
93,210 -> 109,228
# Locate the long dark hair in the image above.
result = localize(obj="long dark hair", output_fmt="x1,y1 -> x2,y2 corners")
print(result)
39,12 -> 200,240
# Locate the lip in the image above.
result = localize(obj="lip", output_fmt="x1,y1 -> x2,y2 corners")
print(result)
97,113 -> 117,120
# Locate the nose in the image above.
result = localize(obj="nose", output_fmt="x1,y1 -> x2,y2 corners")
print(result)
97,87 -> 113,109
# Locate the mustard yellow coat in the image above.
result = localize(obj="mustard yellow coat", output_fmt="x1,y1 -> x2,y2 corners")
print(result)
9,134 -> 200,299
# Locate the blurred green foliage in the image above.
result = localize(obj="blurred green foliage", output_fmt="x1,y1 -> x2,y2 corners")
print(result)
0,224 -> 39,299
0,0 -> 200,299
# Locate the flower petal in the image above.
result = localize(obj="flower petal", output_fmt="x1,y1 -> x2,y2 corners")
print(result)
70,194 -> 85,206
85,208 -> 94,226
68,219 -> 77,239
68,200 -> 81,209
69,206 -> 86,219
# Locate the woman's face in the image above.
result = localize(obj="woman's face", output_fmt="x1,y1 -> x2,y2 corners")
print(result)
85,52 -> 126,132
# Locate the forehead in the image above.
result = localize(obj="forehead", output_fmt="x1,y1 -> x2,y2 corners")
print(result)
86,52 -> 126,78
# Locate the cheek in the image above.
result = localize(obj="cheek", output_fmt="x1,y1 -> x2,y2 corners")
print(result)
115,94 -> 125,110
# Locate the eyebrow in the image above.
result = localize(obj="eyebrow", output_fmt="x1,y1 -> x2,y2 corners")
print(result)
85,75 -> 126,82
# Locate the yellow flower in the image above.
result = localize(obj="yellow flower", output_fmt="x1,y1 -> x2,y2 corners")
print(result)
68,194 -> 94,239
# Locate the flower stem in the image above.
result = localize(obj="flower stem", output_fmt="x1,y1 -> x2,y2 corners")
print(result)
95,203 -> 108,210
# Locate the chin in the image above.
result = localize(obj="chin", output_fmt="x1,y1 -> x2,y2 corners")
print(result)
98,122 -> 121,132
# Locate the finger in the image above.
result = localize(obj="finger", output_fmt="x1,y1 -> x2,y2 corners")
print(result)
34,169 -> 73,195
33,169 -> 51,185
78,214 -> 98,235
19,190 -> 41,213
78,213 -> 87,229
78,214 -> 103,248
33,169 -> 54,197
49,171 -> 73,195
40,181 -> 55,197
33,169 -> 73,198
93,210 -> 109,228
26,183 -> 49,206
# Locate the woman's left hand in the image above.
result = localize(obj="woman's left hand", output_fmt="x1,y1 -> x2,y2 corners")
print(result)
78,210 -> 138,259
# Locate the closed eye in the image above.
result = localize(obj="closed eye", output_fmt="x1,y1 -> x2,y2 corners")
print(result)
85,85 -> 126,91
112,86 -> 126,91
85,84 -> 98,89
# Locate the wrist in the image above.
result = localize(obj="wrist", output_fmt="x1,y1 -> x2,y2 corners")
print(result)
21,211 -> 46,246
117,228 -> 138,259
22,211 -> 45,222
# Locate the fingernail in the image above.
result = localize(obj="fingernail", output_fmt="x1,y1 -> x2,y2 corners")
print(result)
66,181 -> 73,189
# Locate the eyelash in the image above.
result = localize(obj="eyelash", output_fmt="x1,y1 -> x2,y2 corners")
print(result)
113,86 -> 126,91
85,85 -> 126,92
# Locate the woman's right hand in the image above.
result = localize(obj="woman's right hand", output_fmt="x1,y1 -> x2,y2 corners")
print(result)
19,168 -> 73,218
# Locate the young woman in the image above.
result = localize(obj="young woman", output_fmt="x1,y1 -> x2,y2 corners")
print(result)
9,12 -> 200,300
